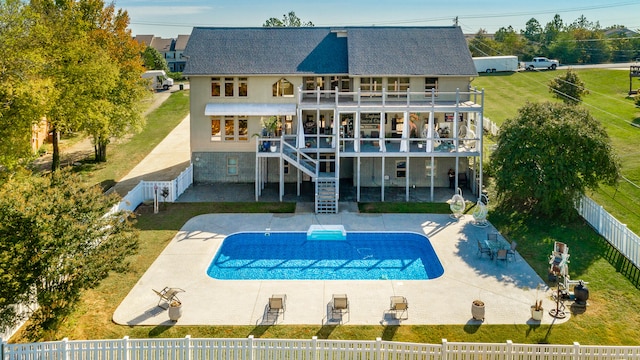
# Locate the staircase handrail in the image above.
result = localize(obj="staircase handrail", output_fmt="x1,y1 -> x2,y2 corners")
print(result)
281,141 -> 318,177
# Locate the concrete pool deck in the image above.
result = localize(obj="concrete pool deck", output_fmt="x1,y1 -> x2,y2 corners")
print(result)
113,213 -> 568,326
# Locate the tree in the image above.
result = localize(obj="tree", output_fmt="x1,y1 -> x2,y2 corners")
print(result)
468,29 -> 499,57
0,169 -> 138,339
0,0 -> 53,170
81,3 -> 149,162
522,18 -> 543,43
142,46 -> 169,72
490,102 -> 619,219
548,69 -> 589,105
29,0 -> 149,168
263,11 -> 313,27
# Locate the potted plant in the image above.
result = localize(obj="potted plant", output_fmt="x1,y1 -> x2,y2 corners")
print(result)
531,300 -> 544,321
261,116 -> 280,152
471,299 -> 485,321
531,284 -> 544,320
168,300 -> 182,321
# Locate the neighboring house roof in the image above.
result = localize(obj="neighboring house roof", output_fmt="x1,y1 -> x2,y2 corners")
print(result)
174,35 -> 190,51
151,37 -> 173,52
183,27 -> 477,77
134,35 -> 154,47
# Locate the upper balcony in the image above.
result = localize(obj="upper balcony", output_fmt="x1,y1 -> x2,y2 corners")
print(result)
298,86 -> 484,112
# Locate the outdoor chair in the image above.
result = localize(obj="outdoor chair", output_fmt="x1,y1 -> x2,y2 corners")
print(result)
477,239 -> 493,259
153,287 -> 185,309
506,241 -> 518,262
487,232 -> 498,242
389,296 -> 409,320
268,294 -> 287,320
496,249 -> 508,265
331,294 -> 350,323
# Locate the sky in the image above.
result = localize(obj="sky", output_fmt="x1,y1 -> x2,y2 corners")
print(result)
114,0 -> 640,38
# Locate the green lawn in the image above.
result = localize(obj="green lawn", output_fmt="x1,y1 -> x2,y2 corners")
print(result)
474,69 -> 640,235
12,71 -> 640,345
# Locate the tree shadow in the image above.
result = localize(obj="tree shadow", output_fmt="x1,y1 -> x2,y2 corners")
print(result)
315,324 -> 337,339
381,325 -> 399,340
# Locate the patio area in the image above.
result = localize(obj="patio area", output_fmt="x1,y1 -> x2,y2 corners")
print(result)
113,213 -> 568,326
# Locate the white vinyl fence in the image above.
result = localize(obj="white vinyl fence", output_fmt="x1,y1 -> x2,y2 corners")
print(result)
3,336 -> 640,360
108,163 -> 193,214
577,195 -> 640,268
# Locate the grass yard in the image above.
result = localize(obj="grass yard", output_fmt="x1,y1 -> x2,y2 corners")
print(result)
473,68 -> 640,235
11,70 -> 640,345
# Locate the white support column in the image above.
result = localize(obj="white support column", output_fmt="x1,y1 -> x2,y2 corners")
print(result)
279,156 -> 284,202
255,152 -> 259,201
430,157 -> 435,202
405,156 -> 410,202
478,89 -> 485,202
356,156 -> 361,202
381,157 -> 385,202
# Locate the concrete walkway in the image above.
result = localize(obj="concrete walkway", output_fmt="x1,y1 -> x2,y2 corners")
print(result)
113,213 -> 567,326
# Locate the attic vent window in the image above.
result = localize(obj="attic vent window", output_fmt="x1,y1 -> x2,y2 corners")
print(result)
331,29 -> 348,37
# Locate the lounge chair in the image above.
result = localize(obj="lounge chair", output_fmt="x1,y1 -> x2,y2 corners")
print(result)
331,294 -> 350,323
477,239 -> 492,259
390,296 -> 408,320
268,294 -> 287,320
153,287 -> 185,309
487,232 -> 498,242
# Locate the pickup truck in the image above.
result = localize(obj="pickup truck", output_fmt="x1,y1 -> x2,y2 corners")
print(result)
521,57 -> 560,71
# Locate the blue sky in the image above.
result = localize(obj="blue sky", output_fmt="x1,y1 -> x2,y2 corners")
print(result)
114,0 -> 640,38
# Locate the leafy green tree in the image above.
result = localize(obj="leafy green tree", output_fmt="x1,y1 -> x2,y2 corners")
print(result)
522,18 -> 543,43
263,11 -> 313,27
543,14 -> 564,45
548,69 -> 589,105
29,0 -> 149,168
81,3 -> 149,162
0,0 -> 53,170
142,46 -> 169,72
494,26 -> 527,57
0,169 -> 138,339
490,102 -> 619,219
468,29 -> 500,57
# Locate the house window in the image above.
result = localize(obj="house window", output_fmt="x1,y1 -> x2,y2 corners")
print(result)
330,76 -> 351,92
227,157 -> 238,176
211,78 -> 221,97
361,77 -> 382,96
211,116 -> 249,142
212,77 -> 247,97
273,78 -> 294,97
425,77 -> 438,96
224,78 -> 234,97
396,160 -> 406,178
224,116 -> 235,141
388,77 -> 410,97
211,117 -> 221,141
238,78 -> 248,97
284,160 -> 290,174
238,117 -> 248,141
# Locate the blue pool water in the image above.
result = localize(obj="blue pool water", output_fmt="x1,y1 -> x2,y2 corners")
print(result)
206,232 -> 444,280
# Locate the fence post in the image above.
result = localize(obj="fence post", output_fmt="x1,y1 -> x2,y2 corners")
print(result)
123,336 -> 130,360
441,339 -> 448,360
573,342 -> 580,360
311,336 -> 317,360
185,335 -> 191,360
375,337 -> 382,360
247,335 -> 254,360
598,205 -> 605,235
60,338 -> 68,360
506,340 -> 513,360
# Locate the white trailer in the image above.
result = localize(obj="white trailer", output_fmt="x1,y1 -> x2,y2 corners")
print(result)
473,56 -> 519,73
142,70 -> 174,90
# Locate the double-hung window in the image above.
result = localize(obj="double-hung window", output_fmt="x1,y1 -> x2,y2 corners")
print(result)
361,77 -> 383,97
211,77 -> 248,97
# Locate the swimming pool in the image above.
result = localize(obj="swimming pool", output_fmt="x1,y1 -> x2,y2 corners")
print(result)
206,231 -> 444,280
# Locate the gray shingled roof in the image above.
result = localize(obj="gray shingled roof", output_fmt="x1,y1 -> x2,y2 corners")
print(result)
183,27 -> 476,76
